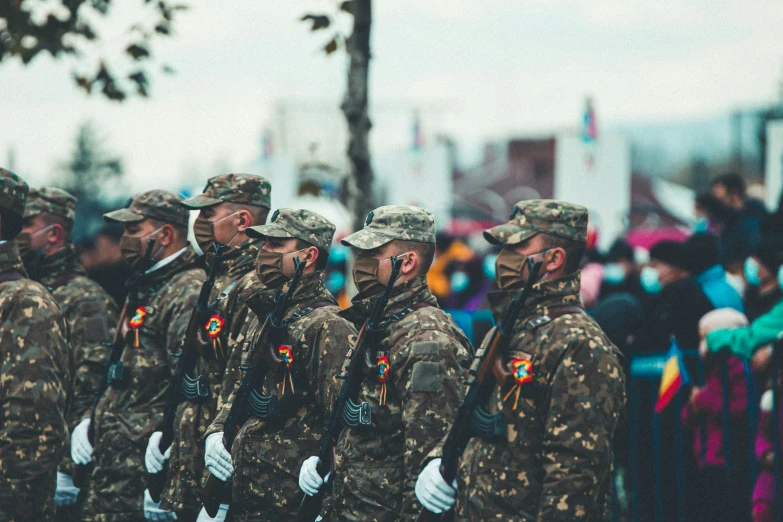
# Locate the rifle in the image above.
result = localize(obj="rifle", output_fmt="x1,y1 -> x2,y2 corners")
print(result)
296,256 -> 404,522
202,257 -> 307,517
147,243 -> 228,502
73,238 -> 157,488
415,259 -> 541,522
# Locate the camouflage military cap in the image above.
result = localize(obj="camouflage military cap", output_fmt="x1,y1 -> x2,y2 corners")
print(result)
484,199 -> 588,245
24,187 -> 77,222
103,189 -> 189,228
182,173 -> 271,209
0,167 -> 29,218
341,205 -> 435,250
247,208 -> 335,253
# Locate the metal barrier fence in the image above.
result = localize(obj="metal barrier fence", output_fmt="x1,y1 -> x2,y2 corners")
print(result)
445,309 -> 783,522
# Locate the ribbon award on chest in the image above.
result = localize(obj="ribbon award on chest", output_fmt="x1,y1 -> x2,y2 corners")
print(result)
128,306 -> 147,348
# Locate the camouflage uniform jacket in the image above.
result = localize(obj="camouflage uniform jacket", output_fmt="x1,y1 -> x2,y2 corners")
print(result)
84,247 -> 204,522
35,244 -> 119,476
332,275 -> 473,522
445,272 -> 626,522
161,239 -> 263,514
0,241 -> 70,522
206,272 -> 357,520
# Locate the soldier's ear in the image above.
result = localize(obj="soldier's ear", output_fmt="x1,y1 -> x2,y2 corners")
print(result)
400,250 -> 418,276
305,245 -> 319,269
159,223 -> 175,247
236,209 -> 253,233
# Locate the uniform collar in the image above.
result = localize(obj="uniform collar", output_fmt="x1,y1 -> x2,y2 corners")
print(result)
36,243 -> 86,287
487,271 -> 582,325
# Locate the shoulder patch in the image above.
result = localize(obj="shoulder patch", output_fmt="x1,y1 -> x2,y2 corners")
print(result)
79,300 -> 104,314
83,315 -> 110,343
411,361 -> 440,393
411,341 -> 440,357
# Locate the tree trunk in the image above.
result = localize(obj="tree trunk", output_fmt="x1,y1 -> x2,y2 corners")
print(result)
341,0 -> 374,233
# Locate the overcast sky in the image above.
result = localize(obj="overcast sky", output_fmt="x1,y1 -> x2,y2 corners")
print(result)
1,0 -> 782,192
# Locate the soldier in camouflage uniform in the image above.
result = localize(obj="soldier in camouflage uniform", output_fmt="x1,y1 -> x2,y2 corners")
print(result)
73,190 -> 205,522
141,174 -> 272,520
203,208 -> 357,521
18,187 -> 120,518
298,205 -> 474,521
0,169 -> 71,522
415,200 -> 626,521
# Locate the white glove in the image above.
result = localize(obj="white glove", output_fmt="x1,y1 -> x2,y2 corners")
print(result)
146,431 -> 172,474
299,455 -> 330,496
55,471 -> 80,507
71,418 -> 94,465
761,389 -> 774,412
143,489 -> 177,521
196,504 -> 229,522
204,432 -> 234,481
415,458 -> 457,514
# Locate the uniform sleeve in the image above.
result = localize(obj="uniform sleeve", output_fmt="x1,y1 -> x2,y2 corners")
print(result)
165,273 -> 203,369
537,339 -> 625,522
310,317 -> 357,414
66,295 -> 118,427
393,328 -> 471,521
707,299 -> 783,360
0,289 -> 70,519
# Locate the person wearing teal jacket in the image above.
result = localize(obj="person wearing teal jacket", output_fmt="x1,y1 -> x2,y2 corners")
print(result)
707,297 -> 783,360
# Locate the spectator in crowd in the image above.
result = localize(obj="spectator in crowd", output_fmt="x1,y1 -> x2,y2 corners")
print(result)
685,233 -> 744,312
599,238 -> 644,303
642,240 -> 715,350
744,236 -> 783,322
682,309 -> 751,522
76,226 -> 133,306
710,173 -> 766,274
753,383 -> 783,522
694,192 -> 731,236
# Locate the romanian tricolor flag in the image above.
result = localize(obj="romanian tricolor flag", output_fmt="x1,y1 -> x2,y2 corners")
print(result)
655,341 -> 690,413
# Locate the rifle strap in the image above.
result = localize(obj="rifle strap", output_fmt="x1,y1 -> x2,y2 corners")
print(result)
0,270 -> 23,283
523,305 -> 584,331
209,280 -> 238,309
386,302 -> 432,323
287,300 -> 334,322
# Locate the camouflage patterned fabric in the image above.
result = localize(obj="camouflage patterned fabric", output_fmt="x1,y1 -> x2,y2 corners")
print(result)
182,173 -> 271,209
30,244 -> 119,478
206,271 -> 356,521
0,240 -> 71,522
83,248 -> 204,522
484,199 -> 588,245
103,190 -> 189,228
341,205 -> 436,250
0,167 -> 28,218
23,186 -> 77,222
247,208 -> 336,253
331,275 -> 473,521
437,272 -> 626,521
159,238 -> 265,516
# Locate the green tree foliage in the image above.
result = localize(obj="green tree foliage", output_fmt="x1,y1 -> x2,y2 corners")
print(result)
0,0 -> 187,100
58,122 -> 124,238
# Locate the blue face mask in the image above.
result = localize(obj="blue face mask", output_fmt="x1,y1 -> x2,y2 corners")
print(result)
603,263 -> 626,284
692,216 -> 709,234
640,266 -> 662,294
483,254 -> 498,280
450,271 -> 470,294
744,257 -> 761,287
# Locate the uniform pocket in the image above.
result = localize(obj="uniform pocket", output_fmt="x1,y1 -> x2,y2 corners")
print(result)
344,463 -> 403,514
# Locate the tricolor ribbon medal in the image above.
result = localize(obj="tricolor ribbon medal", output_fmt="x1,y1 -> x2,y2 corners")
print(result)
503,358 -> 533,411
377,354 -> 390,406
278,345 -> 295,395
204,315 -> 226,359
128,306 -> 146,347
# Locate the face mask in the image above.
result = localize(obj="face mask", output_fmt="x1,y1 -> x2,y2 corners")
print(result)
603,263 -> 626,284
16,225 -> 55,259
692,216 -> 709,234
352,253 -> 409,299
450,271 -> 470,294
120,227 -> 163,271
255,247 -> 307,289
194,212 -> 241,253
495,248 -> 551,290
744,257 -> 761,287
640,266 -> 662,294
